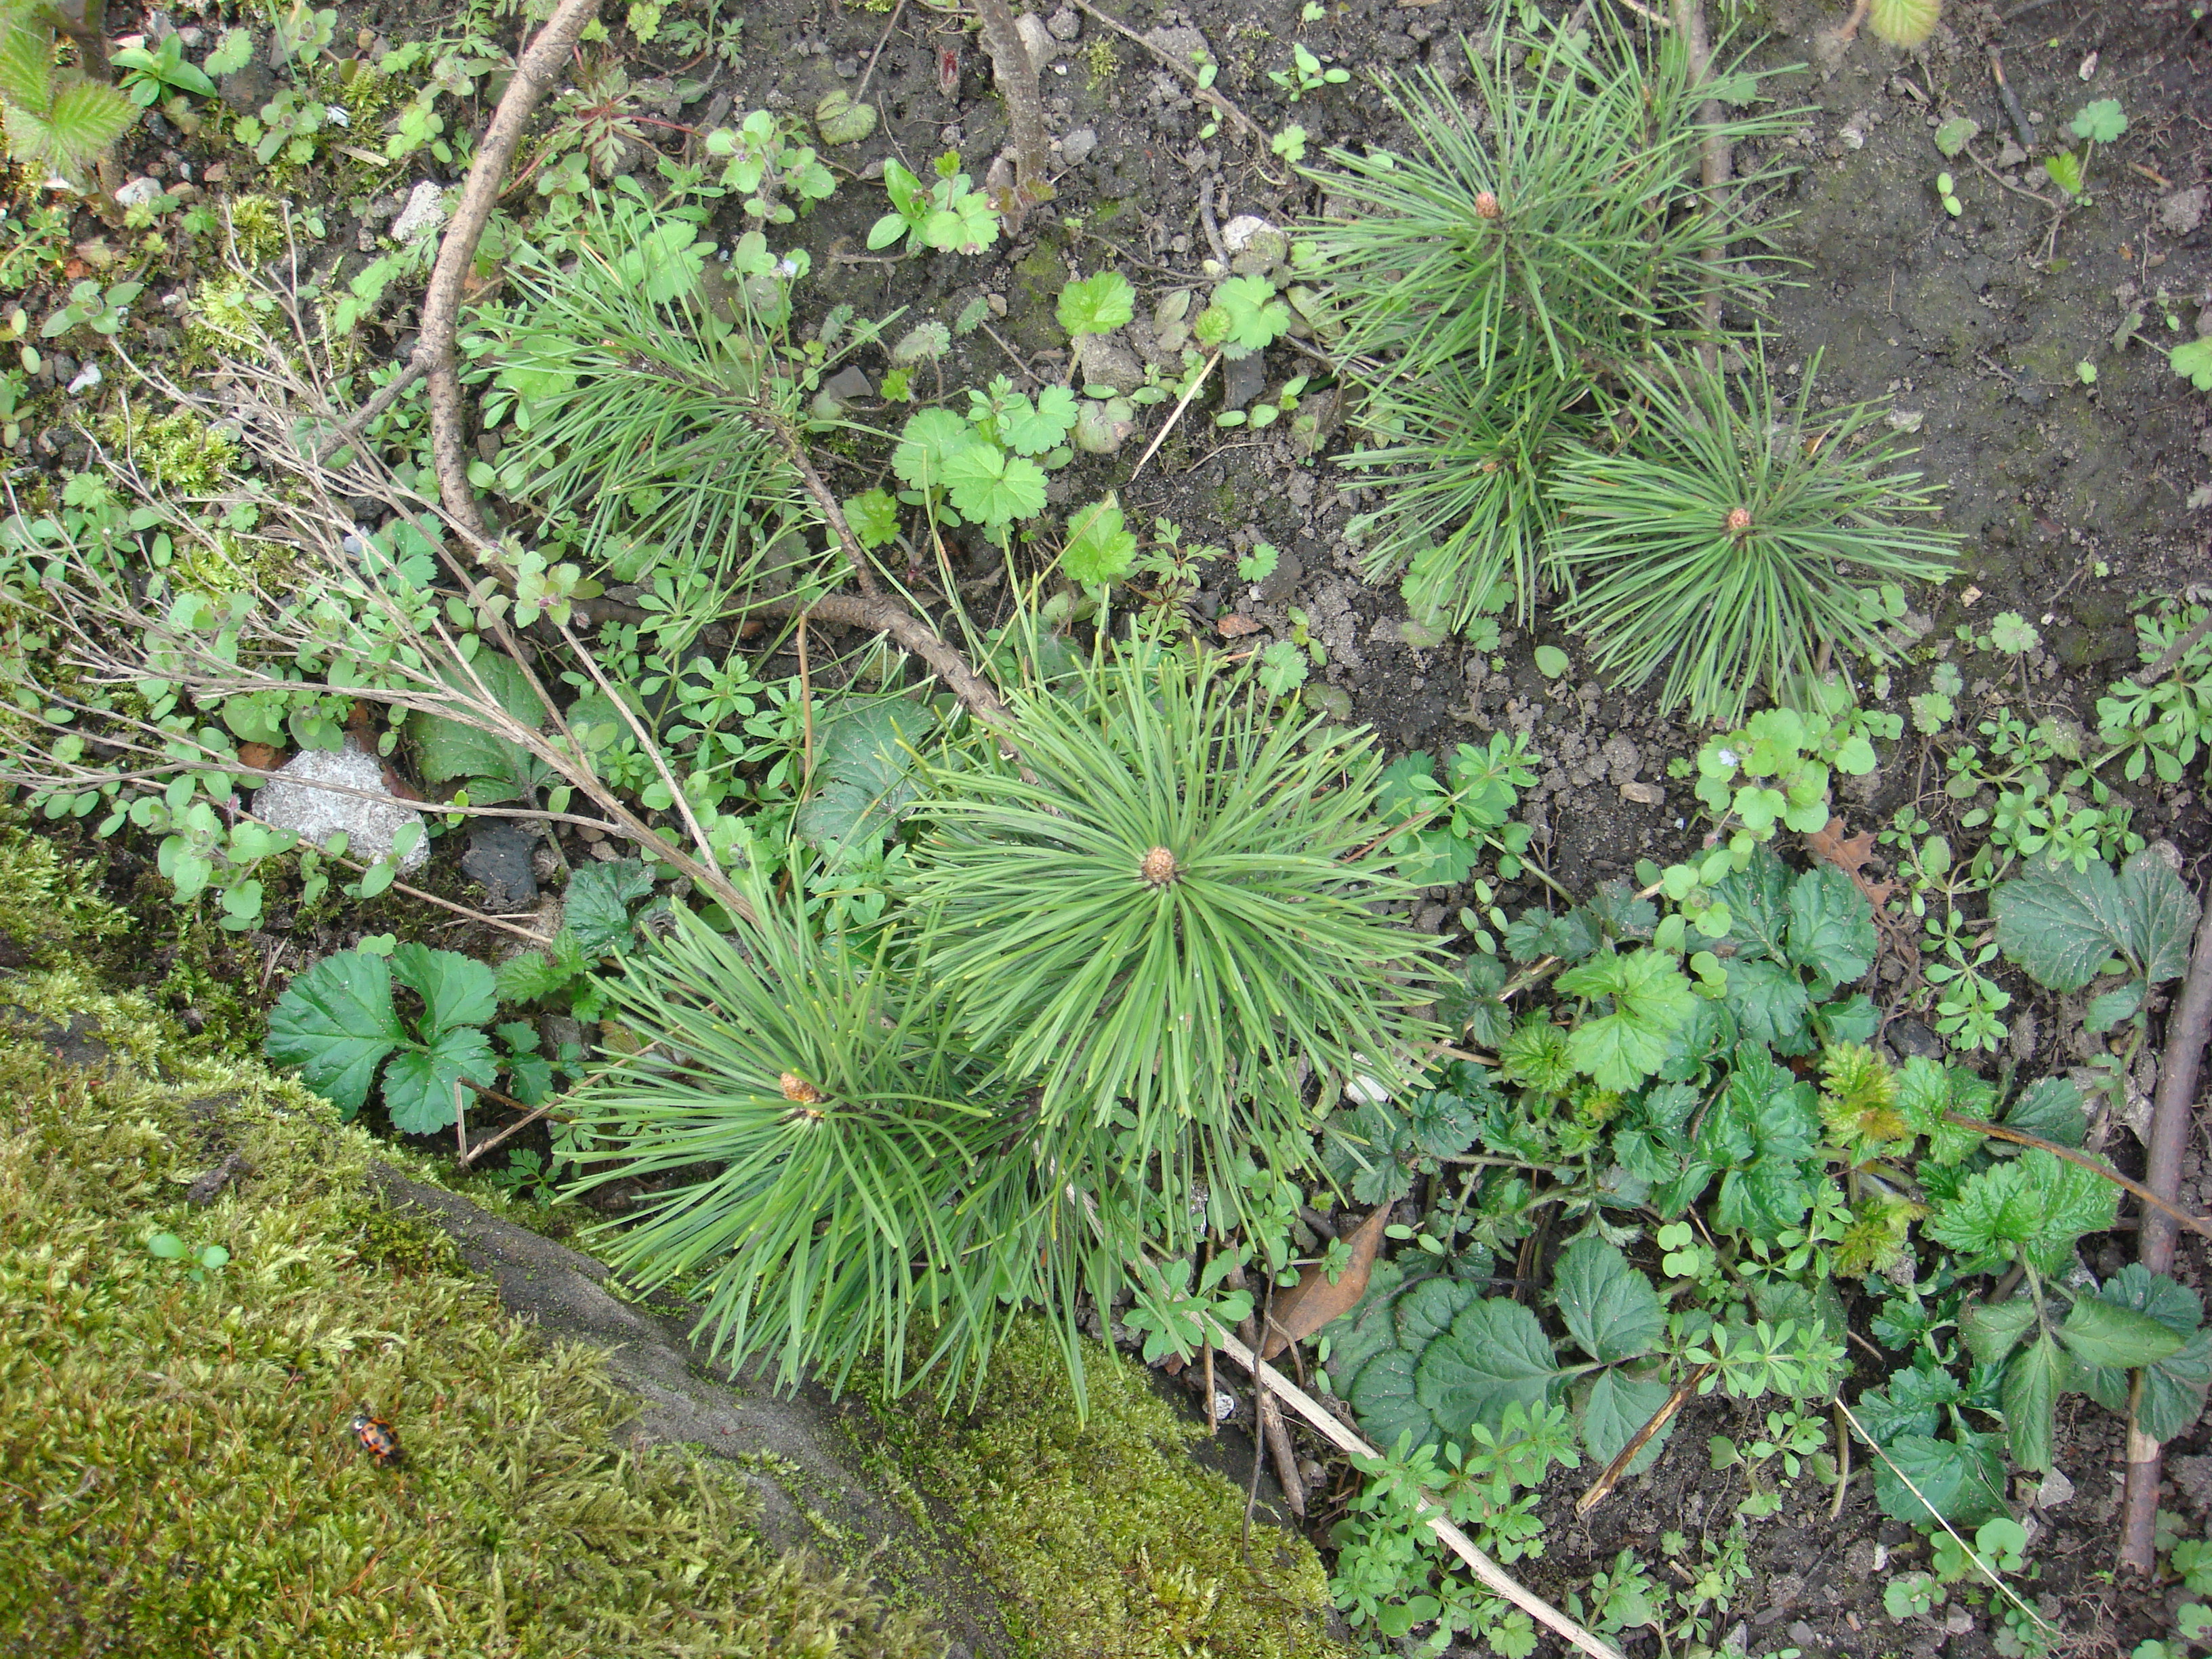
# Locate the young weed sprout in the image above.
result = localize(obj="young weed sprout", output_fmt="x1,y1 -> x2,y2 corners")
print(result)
1550,346 -> 1961,726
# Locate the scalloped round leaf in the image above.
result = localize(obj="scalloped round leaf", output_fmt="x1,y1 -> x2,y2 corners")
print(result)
1866,0 -> 1940,47
1348,1345 -> 1437,1453
1413,1297 -> 1562,1437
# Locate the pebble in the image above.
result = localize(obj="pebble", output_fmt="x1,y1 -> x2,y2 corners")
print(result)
461,821 -> 539,912
253,745 -> 430,872
1046,4 -> 1079,39
1015,11 -> 1054,73
113,176 -> 163,209
2034,1468 -> 2075,1509
1220,213 -> 1275,255
1058,125 -> 1098,165
389,179 -> 449,245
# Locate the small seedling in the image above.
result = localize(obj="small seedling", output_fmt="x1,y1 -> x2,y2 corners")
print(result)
1268,43 -> 1348,103
2076,360 -> 2097,386
1271,123 -> 1308,165
147,1231 -> 230,1282
2045,99 -> 2126,200
1935,171 -> 1962,216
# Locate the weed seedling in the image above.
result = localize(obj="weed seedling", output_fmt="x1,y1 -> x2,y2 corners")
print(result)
2044,99 -> 2126,199
1935,171 -> 1963,216
1269,42 -> 1349,102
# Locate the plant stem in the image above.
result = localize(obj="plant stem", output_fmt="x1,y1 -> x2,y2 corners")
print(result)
1667,0 -> 1729,363
973,0 -> 1051,199
2121,883 -> 2212,1574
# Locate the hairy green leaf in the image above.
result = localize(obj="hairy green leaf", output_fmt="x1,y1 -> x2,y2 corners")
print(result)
1995,851 -> 2202,991
1057,271 -> 1137,337
1786,863 -> 1875,987
1349,1345 -> 1437,1452
794,699 -> 929,865
1580,1366 -> 1674,1468
264,950 -> 405,1117
1557,947 -> 1696,1091
2002,1333 -> 2070,1472
941,444 -> 1048,527
565,859 -> 656,957
1414,1297 -> 1561,1436
381,1026 -> 498,1135
1551,1236 -> 1663,1364
2056,1296 -> 2184,1372
390,942 -> 498,1037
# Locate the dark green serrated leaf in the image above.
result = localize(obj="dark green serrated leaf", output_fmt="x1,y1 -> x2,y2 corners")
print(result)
1995,853 -> 2201,993
1870,1430 -> 2009,1525
1414,1297 -> 1562,1436
1787,863 -> 1876,987
1552,1237 -> 1664,1364
1713,846 -> 1793,962
2004,1076 -> 2087,1148
2002,1333 -> 2070,1473
380,1025 -> 498,1135
263,951 -> 406,1118
565,859 -> 657,957
1963,1298 -> 2041,1366
390,942 -> 498,1038
1396,1275 -> 1480,1350
1854,1366 -> 1961,1443
1722,957 -> 1812,1052
1580,1366 -> 1675,1469
1349,1345 -> 1437,1452
794,699 -> 930,865
2057,1296 -> 2184,1370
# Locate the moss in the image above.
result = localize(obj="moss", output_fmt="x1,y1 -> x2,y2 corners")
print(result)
1085,38 -> 1120,87
227,194 -> 288,266
0,827 -> 943,1657
99,405 -> 239,493
869,1323 -> 1349,1659
0,819 -> 129,968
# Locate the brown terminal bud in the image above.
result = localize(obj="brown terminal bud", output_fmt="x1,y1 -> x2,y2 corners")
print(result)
1474,190 -> 1501,220
779,1072 -> 822,1105
1139,846 -> 1180,887
1724,506 -> 1753,537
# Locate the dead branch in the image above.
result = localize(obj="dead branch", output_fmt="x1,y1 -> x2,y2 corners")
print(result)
1208,1325 -> 1629,1659
415,0 -> 605,537
1667,0 -> 1732,361
2122,884 -> 2212,1574
973,0 -> 1053,202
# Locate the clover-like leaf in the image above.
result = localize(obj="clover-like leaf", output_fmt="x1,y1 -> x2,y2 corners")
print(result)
1061,496 -> 1139,585
941,444 -> 1048,526
1057,270 -> 1137,337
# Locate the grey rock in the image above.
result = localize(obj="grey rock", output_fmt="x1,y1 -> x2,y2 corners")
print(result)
1788,1624 -> 1819,1648
1221,349 -> 1267,411
1057,125 -> 1098,164
1219,213 -> 1275,255
1016,10 -> 1054,72
1046,4 -> 1079,39
113,176 -> 164,209
1599,733 -> 1642,781
390,179 -> 449,245
1073,331 -> 1143,392
253,745 -> 429,872
1255,544 -> 1303,605
217,60 -> 274,114
2160,186 -> 2208,237
811,364 -> 874,420
1144,24 -> 1210,67
2033,1467 -> 2075,1509
1888,1019 -> 1944,1061
460,821 -> 539,913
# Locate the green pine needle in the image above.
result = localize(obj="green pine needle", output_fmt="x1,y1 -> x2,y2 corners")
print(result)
1550,346 -> 1961,726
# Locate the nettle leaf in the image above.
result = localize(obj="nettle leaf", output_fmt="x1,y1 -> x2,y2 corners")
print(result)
409,647 -> 552,804
1551,1237 -> 1664,1364
1855,1364 -> 1963,1443
1414,1297 -> 1562,1437
1319,1257 -> 1414,1397
1895,1057 -> 1985,1166
795,699 -> 930,866
1057,270 -> 1137,337
1349,1345 -> 1437,1452
2077,1267 -> 2212,1442
1963,1297 -> 2040,1366
1786,863 -> 1875,987
390,942 -> 498,1036
1580,1366 -> 1675,1469
1930,1149 -> 2118,1273
941,444 -> 1048,527
2003,1075 -> 2087,1148
1557,948 -> 1696,1092
1872,1430 -> 2009,1525
1995,851 -> 2202,991
1324,1099 -> 1414,1205
2001,1332 -> 2071,1473
1723,956 -> 1812,1052
1503,907 -> 1601,966
381,1025 -> 498,1135
565,859 -> 657,956
7,75 -> 138,180
1712,845 -> 1793,961
0,16 -> 53,110
2057,1295 -> 2183,1372
264,950 -> 406,1117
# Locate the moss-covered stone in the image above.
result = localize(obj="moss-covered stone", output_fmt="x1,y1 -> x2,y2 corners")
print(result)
868,1323 -> 1351,1659
0,825 -> 941,1657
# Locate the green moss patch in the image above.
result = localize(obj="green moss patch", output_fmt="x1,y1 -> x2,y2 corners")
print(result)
0,977 -> 941,1658
873,1323 -> 1349,1659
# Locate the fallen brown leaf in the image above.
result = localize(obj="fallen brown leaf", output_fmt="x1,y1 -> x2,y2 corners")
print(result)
1261,1204 -> 1392,1360
236,741 -> 285,775
1216,613 -> 1264,639
1805,816 -> 1898,910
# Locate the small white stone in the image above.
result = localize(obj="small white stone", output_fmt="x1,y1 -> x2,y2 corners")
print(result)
389,180 -> 449,245
66,360 -> 102,394
255,745 -> 430,873
113,176 -> 164,209
1220,213 -> 1275,255
2035,1468 -> 2076,1509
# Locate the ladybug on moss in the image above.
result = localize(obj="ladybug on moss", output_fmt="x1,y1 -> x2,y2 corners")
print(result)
349,1411 -> 404,1468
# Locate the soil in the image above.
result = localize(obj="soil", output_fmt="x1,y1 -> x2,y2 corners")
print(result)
15,0 -> 2212,1652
